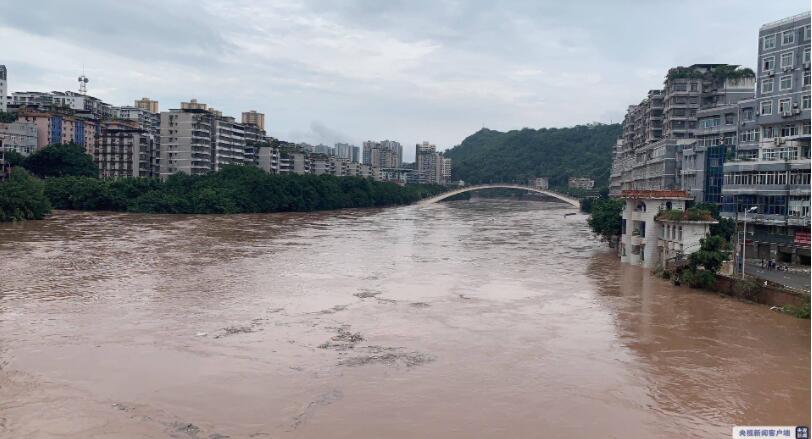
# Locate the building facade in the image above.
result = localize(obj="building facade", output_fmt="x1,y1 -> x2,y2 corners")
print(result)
160,103 -> 214,177
620,190 -> 715,269
363,140 -> 402,168
95,120 -> 155,178
0,65 -> 7,113
0,120 -> 38,156
720,12 -> 811,265
213,116 -> 246,170
134,97 -> 159,113
241,111 -> 265,131
568,177 -> 595,190
17,110 -> 98,152
611,12 -> 811,267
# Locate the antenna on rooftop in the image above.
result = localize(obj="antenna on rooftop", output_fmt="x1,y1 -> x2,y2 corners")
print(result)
78,65 -> 88,95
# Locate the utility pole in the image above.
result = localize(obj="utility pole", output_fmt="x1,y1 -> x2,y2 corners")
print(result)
741,206 -> 758,279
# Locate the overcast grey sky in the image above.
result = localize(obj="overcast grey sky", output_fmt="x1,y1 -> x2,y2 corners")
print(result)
1,0 -> 806,160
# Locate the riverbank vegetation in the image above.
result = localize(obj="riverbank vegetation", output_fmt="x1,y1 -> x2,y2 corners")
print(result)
677,235 -> 728,288
586,197 -> 624,243
0,143 -> 445,220
44,166 -> 444,214
0,168 -> 52,221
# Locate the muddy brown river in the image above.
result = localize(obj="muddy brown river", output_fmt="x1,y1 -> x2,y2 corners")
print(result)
0,199 -> 809,438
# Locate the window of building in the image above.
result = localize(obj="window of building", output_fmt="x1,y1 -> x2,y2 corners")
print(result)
779,98 -> 791,114
782,30 -> 795,45
763,126 -> 775,138
789,196 -> 810,218
779,75 -> 792,91
690,82 -> 698,92
780,51 -> 794,68
725,113 -> 735,125
672,83 -> 687,92
742,107 -> 755,120
763,56 -> 775,71
764,34 -> 776,50
700,117 -> 721,128
804,47 -> 811,64
760,100 -> 773,115
762,78 -> 774,93
806,95 -> 812,110
804,70 -> 811,87
806,25 -> 811,41
805,121 -> 811,135
740,129 -> 759,142
781,124 -> 799,137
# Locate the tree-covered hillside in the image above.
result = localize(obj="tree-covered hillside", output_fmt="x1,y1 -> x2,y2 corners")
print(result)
444,123 -> 621,189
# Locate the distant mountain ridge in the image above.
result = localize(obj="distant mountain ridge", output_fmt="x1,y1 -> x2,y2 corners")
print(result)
444,123 -> 622,189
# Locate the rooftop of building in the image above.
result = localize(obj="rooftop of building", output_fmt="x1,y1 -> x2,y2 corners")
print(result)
760,11 -> 810,32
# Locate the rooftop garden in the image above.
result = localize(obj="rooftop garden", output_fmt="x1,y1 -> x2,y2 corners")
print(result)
666,64 -> 755,81
656,208 -> 715,222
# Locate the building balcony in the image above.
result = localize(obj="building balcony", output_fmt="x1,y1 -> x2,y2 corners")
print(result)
788,216 -> 812,227
729,212 -> 788,225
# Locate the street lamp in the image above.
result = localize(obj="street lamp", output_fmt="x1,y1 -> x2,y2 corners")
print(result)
741,206 -> 758,279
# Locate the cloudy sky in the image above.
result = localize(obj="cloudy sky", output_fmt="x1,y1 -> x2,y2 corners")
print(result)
1,0 -> 805,160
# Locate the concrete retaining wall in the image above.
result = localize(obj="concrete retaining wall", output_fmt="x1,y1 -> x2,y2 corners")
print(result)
713,274 -> 809,308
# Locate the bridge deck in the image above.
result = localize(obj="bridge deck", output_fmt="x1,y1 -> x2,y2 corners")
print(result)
419,184 -> 581,208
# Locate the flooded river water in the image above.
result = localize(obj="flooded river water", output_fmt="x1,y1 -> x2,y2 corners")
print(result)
0,199 -> 809,438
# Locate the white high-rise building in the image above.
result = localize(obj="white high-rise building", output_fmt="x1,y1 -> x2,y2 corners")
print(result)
0,65 -> 7,113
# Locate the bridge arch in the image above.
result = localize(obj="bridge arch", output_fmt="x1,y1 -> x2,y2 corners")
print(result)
419,184 -> 581,209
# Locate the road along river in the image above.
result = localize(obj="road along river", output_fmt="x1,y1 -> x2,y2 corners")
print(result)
0,199 -> 808,438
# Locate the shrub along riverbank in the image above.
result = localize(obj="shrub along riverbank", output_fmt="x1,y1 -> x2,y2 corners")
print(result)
1,160 -> 445,220
0,168 -> 52,221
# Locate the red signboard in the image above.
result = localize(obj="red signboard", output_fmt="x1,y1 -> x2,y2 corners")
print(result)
795,230 -> 810,247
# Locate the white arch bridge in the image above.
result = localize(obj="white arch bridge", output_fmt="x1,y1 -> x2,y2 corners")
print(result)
419,184 -> 581,209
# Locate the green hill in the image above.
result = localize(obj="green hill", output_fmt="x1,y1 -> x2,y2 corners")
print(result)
444,123 -> 621,189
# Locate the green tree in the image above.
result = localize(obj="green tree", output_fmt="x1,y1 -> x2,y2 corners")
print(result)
443,124 -> 622,190
0,112 -> 17,123
587,197 -> 624,242
2,150 -> 26,168
693,202 -> 735,243
680,235 -> 729,289
23,143 -> 97,178
40,166 -> 446,215
0,168 -> 52,221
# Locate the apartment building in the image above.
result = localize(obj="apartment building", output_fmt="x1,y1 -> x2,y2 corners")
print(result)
111,106 -> 161,176
682,76 -> 756,205
159,103 -> 214,177
363,140 -> 402,168
212,116 -> 246,170
720,12 -> 811,265
243,123 -> 267,166
0,65 -> 6,113
257,144 -> 280,173
568,177 -> 595,190
134,97 -> 159,113
241,110 -> 265,131
17,110 -> 97,152
95,120 -> 155,179
0,120 -> 38,155
12,91 -> 112,118
335,143 -> 356,161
